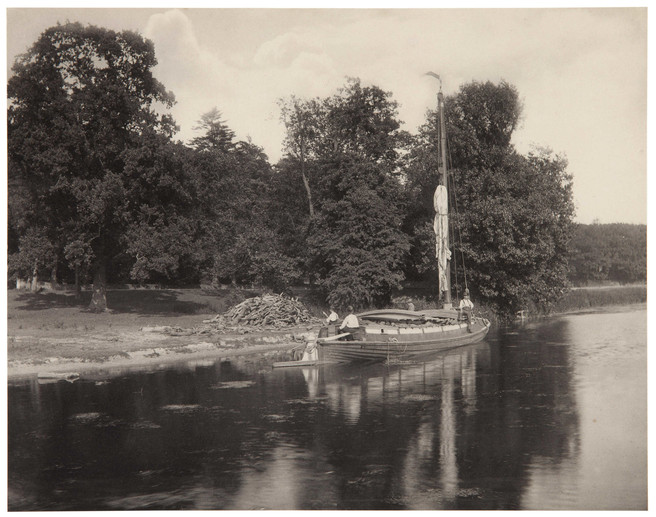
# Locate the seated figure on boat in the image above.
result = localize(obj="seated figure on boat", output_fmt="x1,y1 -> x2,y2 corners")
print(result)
459,288 -> 474,331
325,307 -> 339,325
339,306 -> 360,341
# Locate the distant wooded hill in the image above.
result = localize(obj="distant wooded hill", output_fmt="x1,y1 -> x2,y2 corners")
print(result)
568,223 -> 646,286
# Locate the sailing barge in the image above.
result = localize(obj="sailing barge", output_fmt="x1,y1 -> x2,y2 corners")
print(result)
276,75 -> 490,367
314,308 -> 490,362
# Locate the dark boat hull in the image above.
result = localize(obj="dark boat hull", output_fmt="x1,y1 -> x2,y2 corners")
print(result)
317,318 -> 490,362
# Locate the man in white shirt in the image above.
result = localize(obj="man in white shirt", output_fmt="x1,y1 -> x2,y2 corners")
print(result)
459,289 -> 474,331
339,306 -> 360,340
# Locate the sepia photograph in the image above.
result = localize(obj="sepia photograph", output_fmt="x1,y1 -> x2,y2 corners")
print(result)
5,6 -> 647,511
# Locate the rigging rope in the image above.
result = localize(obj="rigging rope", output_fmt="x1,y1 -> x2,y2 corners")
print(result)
445,132 -> 469,293
447,169 -> 460,299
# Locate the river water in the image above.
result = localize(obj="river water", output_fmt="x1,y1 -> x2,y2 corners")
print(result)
8,305 -> 647,510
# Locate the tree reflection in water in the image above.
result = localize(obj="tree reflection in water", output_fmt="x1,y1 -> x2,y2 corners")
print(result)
10,309 -> 647,510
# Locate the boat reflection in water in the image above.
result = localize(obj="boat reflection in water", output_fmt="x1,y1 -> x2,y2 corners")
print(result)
9,308 -> 646,510
7,340 -> 576,511
275,324 -> 584,510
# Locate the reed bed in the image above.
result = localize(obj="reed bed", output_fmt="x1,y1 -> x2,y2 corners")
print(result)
552,285 -> 646,313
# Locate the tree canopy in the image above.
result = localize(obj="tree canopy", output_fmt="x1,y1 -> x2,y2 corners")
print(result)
404,81 -> 574,314
8,22 -> 184,309
568,223 -> 646,286
190,108 -> 236,153
8,22 -> 598,317
278,79 -> 411,308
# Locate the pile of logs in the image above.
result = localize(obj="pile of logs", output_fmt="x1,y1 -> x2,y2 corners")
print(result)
204,294 -> 320,330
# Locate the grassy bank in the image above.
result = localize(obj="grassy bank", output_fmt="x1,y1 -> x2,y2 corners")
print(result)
487,285 -> 647,322
7,288 -> 320,378
7,283 -> 646,365
552,285 -> 646,313
390,285 -> 646,323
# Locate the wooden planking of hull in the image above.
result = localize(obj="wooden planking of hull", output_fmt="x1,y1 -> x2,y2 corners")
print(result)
317,319 -> 490,362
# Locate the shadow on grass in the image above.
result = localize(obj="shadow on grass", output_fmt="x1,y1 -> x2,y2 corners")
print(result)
12,291 -> 89,310
11,290 -> 211,315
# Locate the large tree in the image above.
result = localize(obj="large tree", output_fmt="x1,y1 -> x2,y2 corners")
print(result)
280,79 -> 411,309
278,97 -> 325,221
404,80 -> 574,315
185,109 -> 301,291
8,22 -> 185,310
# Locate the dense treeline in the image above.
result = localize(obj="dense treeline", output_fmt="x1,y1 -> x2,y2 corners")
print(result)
568,223 -> 646,286
9,23 -> 584,316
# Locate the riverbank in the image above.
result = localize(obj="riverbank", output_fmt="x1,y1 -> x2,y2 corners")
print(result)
6,289 -> 316,380
552,284 -> 646,312
472,285 -> 647,324
6,285 -> 647,380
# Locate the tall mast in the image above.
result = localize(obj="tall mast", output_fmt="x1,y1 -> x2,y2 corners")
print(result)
437,88 -> 452,306
426,72 -> 452,307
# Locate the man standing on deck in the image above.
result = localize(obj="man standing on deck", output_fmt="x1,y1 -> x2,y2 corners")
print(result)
339,306 -> 360,340
459,289 -> 474,332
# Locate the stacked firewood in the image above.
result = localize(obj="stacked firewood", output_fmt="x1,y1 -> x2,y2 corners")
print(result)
204,294 -> 320,330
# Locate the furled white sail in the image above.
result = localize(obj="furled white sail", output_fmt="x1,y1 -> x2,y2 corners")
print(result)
433,185 -> 451,293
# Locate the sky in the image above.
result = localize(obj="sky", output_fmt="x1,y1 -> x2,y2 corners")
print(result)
5,7 -> 648,224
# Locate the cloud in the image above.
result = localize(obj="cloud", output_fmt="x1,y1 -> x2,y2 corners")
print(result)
6,8 -> 646,223
253,30 -> 323,68
145,10 -> 199,63
138,8 -> 645,223
144,10 -> 345,159
144,10 -> 245,146
145,10 -> 237,91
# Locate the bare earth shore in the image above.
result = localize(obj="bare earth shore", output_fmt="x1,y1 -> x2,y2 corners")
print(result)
7,286 -> 646,381
6,289 -> 315,381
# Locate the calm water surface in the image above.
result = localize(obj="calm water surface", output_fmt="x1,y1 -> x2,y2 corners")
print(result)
8,305 -> 647,510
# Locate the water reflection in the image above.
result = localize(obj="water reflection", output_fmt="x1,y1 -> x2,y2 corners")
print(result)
522,309 -> 647,510
8,308 -> 646,510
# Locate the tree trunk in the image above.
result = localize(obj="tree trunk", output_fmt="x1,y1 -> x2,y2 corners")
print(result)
30,259 -> 39,292
50,253 -> 59,288
300,138 -> 314,219
89,260 -> 107,312
74,266 -> 81,299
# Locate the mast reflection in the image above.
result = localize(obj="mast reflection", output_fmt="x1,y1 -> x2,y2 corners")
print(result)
293,328 -> 579,510
9,316 -> 584,510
